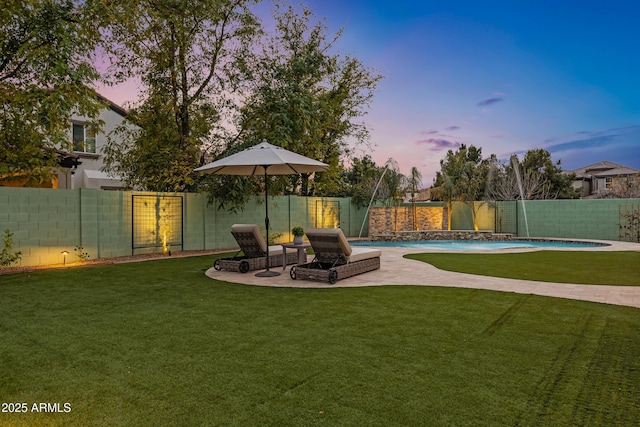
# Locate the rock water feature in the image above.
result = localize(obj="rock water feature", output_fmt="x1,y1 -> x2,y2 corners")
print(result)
371,230 -> 513,242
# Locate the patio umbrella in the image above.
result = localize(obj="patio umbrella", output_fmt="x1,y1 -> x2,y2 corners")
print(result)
195,141 -> 329,277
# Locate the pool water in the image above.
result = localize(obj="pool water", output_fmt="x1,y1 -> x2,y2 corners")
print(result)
350,239 -> 607,251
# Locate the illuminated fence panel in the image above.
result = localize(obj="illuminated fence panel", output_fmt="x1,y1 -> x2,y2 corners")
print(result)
315,200 -> 341,228
132,195 -> 183,252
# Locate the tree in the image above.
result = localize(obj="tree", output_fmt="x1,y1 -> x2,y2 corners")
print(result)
100,0 -> 261,191
486,149 -> 580,201
521,149 -> 579,199
342,155 -> 384,207
433,144 -> 490,230
407,166 -> 422,230
0,0 -> 103,185
381,159 -> 407,232
220,3 -> 382,201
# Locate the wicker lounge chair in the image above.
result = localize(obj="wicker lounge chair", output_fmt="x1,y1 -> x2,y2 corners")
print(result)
214,224 -> 297,273
290,228 -> 381,284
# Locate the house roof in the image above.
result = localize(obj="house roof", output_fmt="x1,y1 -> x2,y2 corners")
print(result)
415,188 -> 431,202
569,161 -> 639,178
95,92 -> 128,117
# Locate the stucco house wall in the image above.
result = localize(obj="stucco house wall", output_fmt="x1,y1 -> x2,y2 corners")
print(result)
56,97 -> 134,190
569,161 -> 640,198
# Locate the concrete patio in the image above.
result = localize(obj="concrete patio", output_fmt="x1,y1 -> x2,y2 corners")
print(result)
205,239 -> 640,309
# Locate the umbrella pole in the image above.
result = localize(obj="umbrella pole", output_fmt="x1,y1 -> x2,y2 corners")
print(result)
256,167 -> 280,277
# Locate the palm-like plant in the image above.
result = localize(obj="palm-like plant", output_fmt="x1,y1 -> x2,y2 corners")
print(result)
407,166 -> 422,230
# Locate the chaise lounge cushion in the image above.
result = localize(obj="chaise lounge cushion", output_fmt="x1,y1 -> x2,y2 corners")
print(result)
231,224 -> 284,256
304,228 -> 380,263
292,228 -> 381,283
348,246 -> 382,263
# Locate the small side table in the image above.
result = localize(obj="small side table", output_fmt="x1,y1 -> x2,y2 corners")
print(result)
281,242 -> 311,270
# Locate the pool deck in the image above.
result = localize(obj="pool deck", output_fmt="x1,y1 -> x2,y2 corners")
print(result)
204,239 -> 640,309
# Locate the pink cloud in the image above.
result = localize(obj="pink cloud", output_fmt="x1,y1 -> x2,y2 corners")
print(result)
413,138 -> 461,151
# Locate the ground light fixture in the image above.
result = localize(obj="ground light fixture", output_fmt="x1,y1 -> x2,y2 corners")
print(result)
61,250 -> 69,265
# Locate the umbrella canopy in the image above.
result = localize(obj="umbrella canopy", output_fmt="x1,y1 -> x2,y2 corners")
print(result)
195,141 -> 329,277
194,141 -> 329,176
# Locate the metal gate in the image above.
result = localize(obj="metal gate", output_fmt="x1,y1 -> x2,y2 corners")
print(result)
132,195 -> 183,253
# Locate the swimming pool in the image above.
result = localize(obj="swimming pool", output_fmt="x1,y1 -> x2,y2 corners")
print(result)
350,239 -> 608,251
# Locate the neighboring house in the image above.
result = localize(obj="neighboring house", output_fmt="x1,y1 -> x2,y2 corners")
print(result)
56,94 -> 132,190
568,161 -> 640,198
415,188 -> 431,202
403,188 -> 431,203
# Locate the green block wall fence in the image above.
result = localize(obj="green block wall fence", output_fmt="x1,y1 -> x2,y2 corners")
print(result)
451,199 -> 640,240
0,187 -> 367,267
1,187 -> 638,267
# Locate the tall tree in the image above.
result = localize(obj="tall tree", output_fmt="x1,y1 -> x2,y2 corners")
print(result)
381,159 -> 406,232
344,155 -> 385,208
225,3 -> 382,198
433,144 -> 490,230
407,166 -> 422,230
521,149 -> 579,199
100,0 -> 260,191
486,149 -> 580,201
0,0 -> 102,185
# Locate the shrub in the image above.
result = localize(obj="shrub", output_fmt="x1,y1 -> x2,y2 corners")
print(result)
1,229 -> 22,267
74,246 -> 91,262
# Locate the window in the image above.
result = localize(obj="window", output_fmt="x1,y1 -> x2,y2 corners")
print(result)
605,177 -> 612,190
72,123 -> 96,153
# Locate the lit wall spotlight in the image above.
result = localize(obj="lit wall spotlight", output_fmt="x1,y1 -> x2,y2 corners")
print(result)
61,250 -> 69,265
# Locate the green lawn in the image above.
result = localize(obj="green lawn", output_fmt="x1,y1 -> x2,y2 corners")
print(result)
1,254 -> 639,426
405,250 -> 640,286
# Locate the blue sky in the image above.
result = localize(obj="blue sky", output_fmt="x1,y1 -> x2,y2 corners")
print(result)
99,0 -> 640,186
302,0 -> 640,184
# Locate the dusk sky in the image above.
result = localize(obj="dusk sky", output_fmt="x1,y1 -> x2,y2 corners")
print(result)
98,0 -> 640,186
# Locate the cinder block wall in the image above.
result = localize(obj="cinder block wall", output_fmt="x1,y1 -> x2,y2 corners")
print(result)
511,199 -> 640,240
2,186 -> 637,267
0,187 -> 367,267
0,188 -> 79,266
369,199 -> 639,240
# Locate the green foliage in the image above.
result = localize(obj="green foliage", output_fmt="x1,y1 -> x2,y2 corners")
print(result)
342,155 -> 384,208
486,149 -> 580,201
100,0 -> 260,192
432,144 -> 491,229
103,92 -> 203,191
382,159 -> 407,207
259,225 -> 282,245
217,3 -> 382,205
73,245 -> 90,262
205,173 -> 262,213
407,167 -> 422,230
406,251 -> 640,286
521,148 -> 580,199
291,226 -> 304,237
240,4 -> 381,172
0,229 -> 22,267
0,0 -> 103,184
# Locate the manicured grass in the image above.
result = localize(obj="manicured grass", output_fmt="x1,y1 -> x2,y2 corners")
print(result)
1,255 -> 639,426
405,250 -> 640,286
